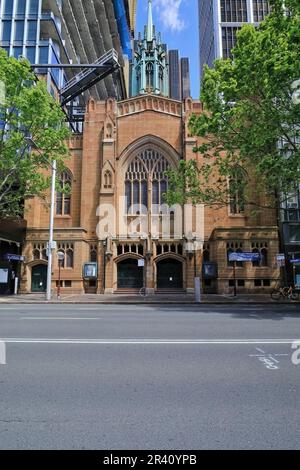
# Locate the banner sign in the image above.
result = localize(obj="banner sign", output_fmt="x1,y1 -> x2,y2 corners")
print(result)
229,252 -> 261,262
290,259 -> 300,264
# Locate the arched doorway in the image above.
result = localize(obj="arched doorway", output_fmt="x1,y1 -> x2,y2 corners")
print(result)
31,264 -> 47,292
157,258 -> 183,289
117,258 -> 144,289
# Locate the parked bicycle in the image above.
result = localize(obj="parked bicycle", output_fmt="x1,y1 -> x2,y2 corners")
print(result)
271,286 -> 299,301
139,287 -> 147,297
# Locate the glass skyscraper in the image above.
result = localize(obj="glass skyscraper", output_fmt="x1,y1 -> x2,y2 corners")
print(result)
198,0 -> 271,86
0,0 -> 133,100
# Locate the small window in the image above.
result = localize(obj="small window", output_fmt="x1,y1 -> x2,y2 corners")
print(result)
33,249 -> 40,260
65,280 -> 72,288
229,280 -> 235,287
263,279 -> 271,287
56,171 -> 72,216
229,167 -> 246,215
237,280 -> 245,287
104,171 -> 112,189
66,249 -> 74,268
254,279 -> 262,287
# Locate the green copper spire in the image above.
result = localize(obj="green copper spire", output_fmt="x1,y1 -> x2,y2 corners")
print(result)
147,0 -> 153,41
130,0 -> 169,97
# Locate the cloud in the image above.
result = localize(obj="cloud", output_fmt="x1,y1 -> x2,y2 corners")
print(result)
153,0 -> 186,32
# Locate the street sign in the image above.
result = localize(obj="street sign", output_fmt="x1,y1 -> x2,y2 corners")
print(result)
138,259 -> 145,267
229,252 -> 260,262
276,254 -> 285,261
290,259 -> 300,264
3,254 -> 24,262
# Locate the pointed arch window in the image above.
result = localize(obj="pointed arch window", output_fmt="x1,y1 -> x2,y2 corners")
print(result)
56,170 -> 72,216
125,148 -> 170,214
146,62 -> 154,89
229,167 -> 246,215
104,170 -> 112,189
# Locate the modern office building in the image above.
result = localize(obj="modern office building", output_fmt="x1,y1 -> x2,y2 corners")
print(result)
168,50 -> 180,100
0,0 -> 133,104
181,57 -> 190,99
198,0 -> 271,84
168,53 -> 191,101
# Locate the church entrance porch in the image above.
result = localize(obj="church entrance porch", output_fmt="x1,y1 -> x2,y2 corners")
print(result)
117,258 -> 144,290
156,258 -> 183,290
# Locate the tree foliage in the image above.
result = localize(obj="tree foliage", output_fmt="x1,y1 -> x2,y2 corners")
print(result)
0,49 -> 70,219
166,0 -> 300,209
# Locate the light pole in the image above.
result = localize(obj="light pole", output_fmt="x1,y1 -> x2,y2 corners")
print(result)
57,251 -> 65,300
25,137 -> 56,301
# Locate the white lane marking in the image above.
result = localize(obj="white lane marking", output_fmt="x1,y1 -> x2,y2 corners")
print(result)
0,338 -> 297,345
250,347 -> 291,370
256,348 -> 266,354
21,317 -> 103,320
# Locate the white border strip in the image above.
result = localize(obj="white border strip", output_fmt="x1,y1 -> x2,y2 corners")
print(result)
0,338 -> 297,345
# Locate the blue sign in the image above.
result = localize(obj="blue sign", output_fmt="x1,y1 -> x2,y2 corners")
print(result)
290,259 -> 300,264
3,254 -> 24,262
229,252 -> 261,262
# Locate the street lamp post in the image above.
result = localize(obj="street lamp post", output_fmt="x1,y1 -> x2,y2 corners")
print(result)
47,160 -> 57,301
25,137 -> 56,301
57,251 -> 65,300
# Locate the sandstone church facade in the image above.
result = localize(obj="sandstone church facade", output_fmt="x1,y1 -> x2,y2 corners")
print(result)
20,2 -> 280,295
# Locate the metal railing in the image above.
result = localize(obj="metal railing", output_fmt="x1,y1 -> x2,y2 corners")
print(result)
60,49 -> 119,96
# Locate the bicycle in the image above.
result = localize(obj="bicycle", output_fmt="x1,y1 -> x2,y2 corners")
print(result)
139,287 -> 147,297
271,285 -> 299,301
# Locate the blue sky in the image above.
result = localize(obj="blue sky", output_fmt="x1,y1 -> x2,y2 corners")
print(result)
136,0 -> 200,98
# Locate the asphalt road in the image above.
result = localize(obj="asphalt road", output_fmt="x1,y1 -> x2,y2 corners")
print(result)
0,303 -> 300,450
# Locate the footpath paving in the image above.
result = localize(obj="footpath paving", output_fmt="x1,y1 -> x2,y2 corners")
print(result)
0,292 -> 298,304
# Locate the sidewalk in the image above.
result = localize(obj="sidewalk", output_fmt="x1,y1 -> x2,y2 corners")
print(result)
0,293 -> 298,304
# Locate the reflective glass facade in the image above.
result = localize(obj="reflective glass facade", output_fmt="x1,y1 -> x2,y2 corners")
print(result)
199,0 -> 271,84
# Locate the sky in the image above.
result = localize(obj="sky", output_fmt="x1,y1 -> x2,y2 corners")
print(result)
136,0 -> 200,99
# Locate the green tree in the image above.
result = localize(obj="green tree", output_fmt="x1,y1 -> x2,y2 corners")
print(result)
0,49 -> 70,219
166,0 -> 300,210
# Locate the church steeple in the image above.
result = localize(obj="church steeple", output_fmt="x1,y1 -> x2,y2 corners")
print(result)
130,0 -> 169,97
146,0 -> 153,41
